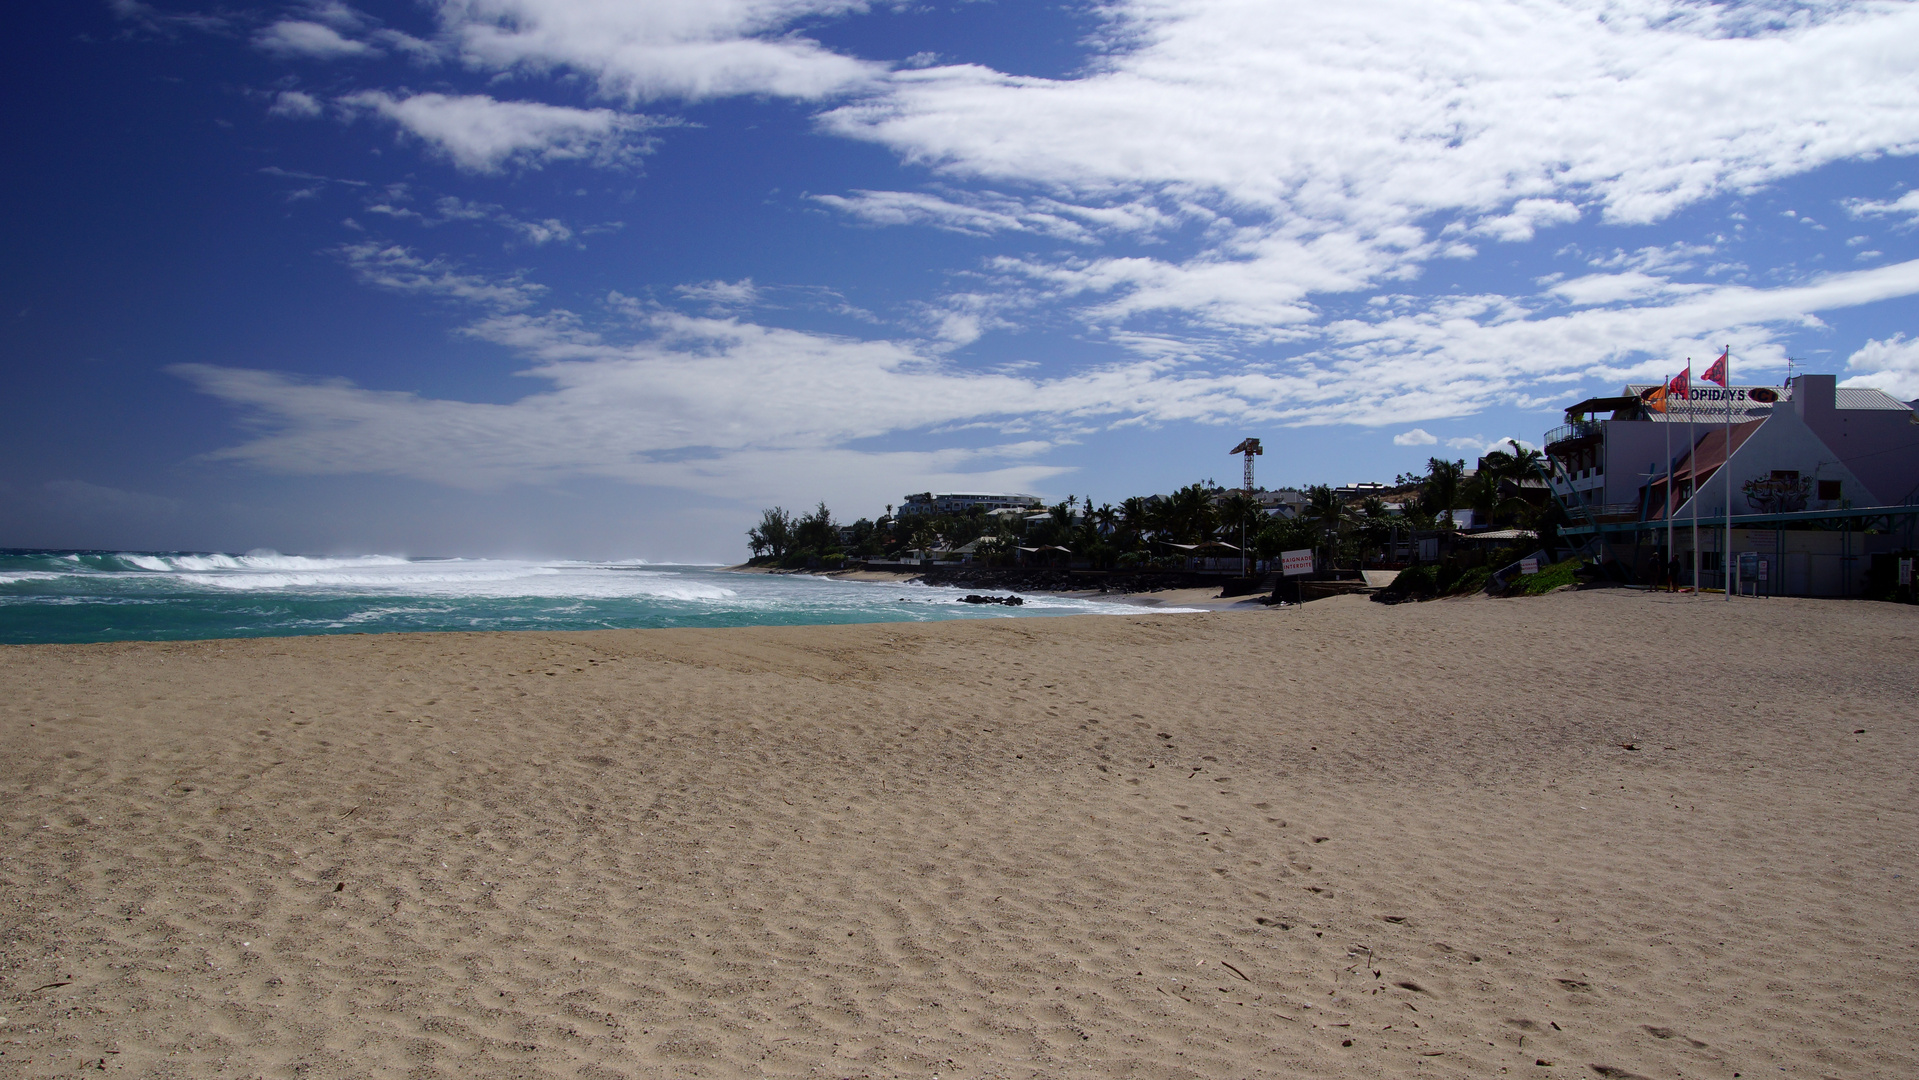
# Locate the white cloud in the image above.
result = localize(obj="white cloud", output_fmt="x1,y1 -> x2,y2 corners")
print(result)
510,218 -> 574,245
175,248 -> 1919,503
1288,259 -> 1919,426
814,189 -> 1172,242
1548,271 -> 1703,308
362,195 -> 582,246
803,1 -> 1919,335
436,0 -> 881,102
267,90 -> 324,118
1841,334 -> 1919,400
1393,428 -> 1436,446
255,20 -> 376,59
676,279 -> 761,306
1587,242 -> 1717,274
1844,190 -> 1919,227
1451,435 -> 1537,457
1472,199 -> 1580,243
336,242 -> 545,309
171,310 -> 1084,496
829,3 -> 1919,228
341,91 -> 662,172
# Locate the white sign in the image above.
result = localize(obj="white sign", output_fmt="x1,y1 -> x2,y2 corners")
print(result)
1901,557 -> 1914,586
1281,549 -> 1315,576
1519,558 -> 1540,575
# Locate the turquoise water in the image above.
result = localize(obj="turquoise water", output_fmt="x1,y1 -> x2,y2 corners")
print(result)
0,550 -> 1153,645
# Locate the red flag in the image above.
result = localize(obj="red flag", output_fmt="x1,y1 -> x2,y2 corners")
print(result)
1667,365 -> 1691,402
1700,349 -> 1728,387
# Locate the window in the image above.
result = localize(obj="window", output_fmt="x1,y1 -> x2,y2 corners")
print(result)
1817,480 -> 1842,501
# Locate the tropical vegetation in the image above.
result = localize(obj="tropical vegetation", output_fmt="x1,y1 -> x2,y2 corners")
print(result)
745,441 -> 1566,574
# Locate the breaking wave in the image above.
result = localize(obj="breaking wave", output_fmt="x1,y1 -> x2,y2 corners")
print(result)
0,549 -> 1152,644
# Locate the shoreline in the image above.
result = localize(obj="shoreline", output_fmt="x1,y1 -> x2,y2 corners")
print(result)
718,561 -> 1277,611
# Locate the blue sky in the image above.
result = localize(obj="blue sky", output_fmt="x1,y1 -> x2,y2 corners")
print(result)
4,0 -> 1917,560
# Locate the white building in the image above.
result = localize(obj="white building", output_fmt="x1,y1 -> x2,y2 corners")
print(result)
897,491 -> 1044,516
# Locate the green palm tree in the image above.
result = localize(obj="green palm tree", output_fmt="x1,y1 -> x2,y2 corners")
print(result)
1156,484 -> 1218,544
1304,484 -> 1345,566
1418,458 -> 1467,526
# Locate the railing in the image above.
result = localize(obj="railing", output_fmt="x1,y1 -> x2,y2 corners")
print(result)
1544,419 -> 1603,446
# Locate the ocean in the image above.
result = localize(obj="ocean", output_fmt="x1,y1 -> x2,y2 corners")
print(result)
0,550 -> 1159,645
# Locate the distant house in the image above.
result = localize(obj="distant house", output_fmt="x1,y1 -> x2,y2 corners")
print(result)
1253,488 -> 1307,517
898,492 -> 1044,516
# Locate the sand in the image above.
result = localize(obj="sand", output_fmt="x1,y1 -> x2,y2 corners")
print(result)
1,591 -> 1914,1079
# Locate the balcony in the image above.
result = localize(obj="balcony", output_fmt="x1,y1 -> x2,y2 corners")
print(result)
1544,419 -> 1603,447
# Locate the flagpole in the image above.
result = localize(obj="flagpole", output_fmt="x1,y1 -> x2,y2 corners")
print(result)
1723,348 -> 1733,601
1664,397 -> 1673,586
1688,360 -> 1698,598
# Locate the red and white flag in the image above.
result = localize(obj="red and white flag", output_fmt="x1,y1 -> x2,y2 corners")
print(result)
1700,348 -> 1729,387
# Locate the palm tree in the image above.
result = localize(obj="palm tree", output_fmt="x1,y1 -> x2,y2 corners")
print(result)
1119,496 -> 1153,544
1417,458 -> 1467,527
1304,484 -> 1345,566
1155,484 -> 1218,544
1479,439 -> 1541,479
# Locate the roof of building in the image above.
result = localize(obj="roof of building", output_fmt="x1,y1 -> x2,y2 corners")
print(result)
1833,387 -> 1915,411
1563,395 -> 1641,418
1460,528 -> 1537,541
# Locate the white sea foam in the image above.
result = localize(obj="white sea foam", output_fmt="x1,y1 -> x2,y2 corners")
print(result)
3,550 -> 1181,646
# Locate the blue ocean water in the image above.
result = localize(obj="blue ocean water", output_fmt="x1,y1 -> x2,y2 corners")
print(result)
0,550 -> 1157,645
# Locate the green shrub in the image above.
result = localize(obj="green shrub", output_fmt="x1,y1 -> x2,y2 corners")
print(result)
1447,565 -> 1492,595
1386,565 -> 1437,597
1509,557 -> 1581,596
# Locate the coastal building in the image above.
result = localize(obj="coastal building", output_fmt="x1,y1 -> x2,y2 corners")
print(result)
897,492 -> 1044,517
1545,373 -> 1919,595
1544,381 -> 1794,511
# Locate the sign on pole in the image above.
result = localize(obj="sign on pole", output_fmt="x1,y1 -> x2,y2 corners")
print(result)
1281,549 -> 1314,576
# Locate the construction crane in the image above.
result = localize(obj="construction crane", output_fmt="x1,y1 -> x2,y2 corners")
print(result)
1228,438 -> 1263,577
1229,437 -> 1262,493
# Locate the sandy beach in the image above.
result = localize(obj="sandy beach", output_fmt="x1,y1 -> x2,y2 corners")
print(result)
1,592 -> 1914,1079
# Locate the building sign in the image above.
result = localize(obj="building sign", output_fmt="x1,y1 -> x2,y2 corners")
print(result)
1281,549 -> 1314,576
1624,383 -> 1786,421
